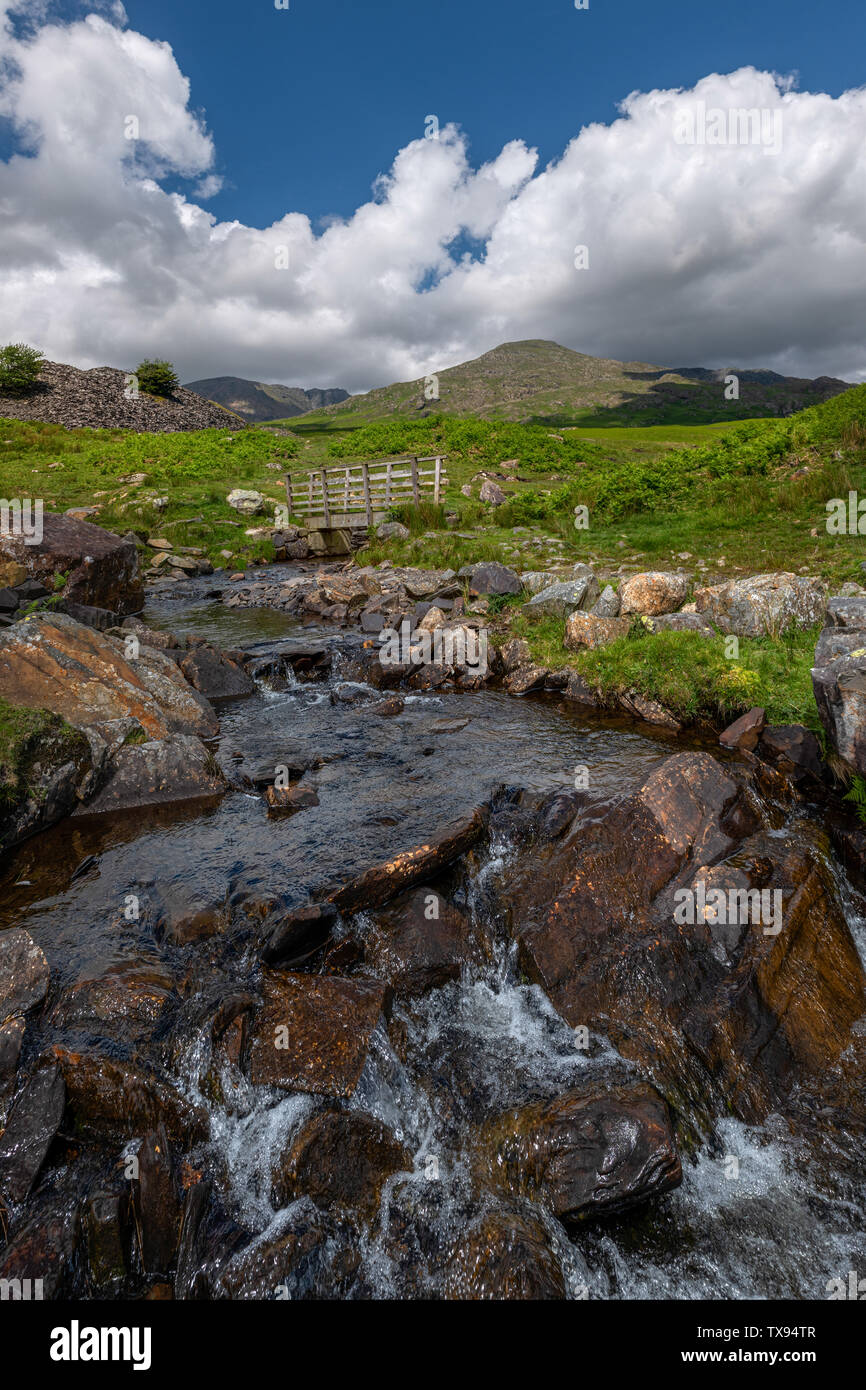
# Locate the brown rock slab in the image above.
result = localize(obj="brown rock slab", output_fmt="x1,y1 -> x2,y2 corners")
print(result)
0,511 -> 143,615
364,887 -> 473,997
720,706 -> 766,751
248,971 -> 387,1097
443,1209 -> 566,1300
329,807 -> 487,914
564,611 -> 630,651
475,1083 -> 681,1224
271,1109 -> 411,1216
0,929 -> 49,1025
49,1046 -> 208,1146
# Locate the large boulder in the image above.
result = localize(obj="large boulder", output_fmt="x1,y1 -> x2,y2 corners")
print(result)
620,572 -> 689,616
0,613 -> 218,739
695,573 -> 827,637
0,930 -> 49,1026
247,971 -> 387,1097
0,1064 -> 65,1205
72,734 -> 225,816
474,1083 -> 681,1224
564,611 -> 630,650
442,1209 -> 566,1300
0,703 -> 94,852
363,887 -> 474,996
503,752 -> 866,1132
811,596 -> 866,775
329,807 -> 487,913
0,512 -> 143,615
467,562 -> 522,597
271,1109 -> 411,1216
524,575 -> 599,618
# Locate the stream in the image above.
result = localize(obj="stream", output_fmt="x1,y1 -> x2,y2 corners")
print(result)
1,577 -> 864,1300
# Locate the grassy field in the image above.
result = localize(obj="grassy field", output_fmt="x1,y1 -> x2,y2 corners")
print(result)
2,384 -> 864,733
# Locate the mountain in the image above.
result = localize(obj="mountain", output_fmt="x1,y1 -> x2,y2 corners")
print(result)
301,340 -> 851,427
183,376 -> 348,423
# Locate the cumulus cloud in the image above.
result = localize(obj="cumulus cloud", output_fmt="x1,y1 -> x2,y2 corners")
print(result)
0,5 -> 864,391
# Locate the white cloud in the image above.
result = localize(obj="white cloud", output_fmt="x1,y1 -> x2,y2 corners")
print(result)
0,7 -> 864,392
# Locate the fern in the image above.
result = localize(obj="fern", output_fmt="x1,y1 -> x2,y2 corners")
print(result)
843,774 -> 866,825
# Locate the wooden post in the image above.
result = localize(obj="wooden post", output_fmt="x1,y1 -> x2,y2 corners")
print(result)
307,472 -> 313,516
410,455 -> 420,506
385,461 -> 392,508
320,468 -> 330,527
344,467 -> 350,513
362,463 -> 372,527
285,474 -> 293,517
433,456 -> 441,505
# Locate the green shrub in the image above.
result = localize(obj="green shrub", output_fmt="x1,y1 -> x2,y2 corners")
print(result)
135,359 -> 179,397
0,343 -> 45,395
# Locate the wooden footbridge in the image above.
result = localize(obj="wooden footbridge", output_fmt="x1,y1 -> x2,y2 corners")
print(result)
284,455 -> 447,531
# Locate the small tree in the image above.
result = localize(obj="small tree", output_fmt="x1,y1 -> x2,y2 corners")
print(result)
0,343 -> 45,395
135,359 -> 179,397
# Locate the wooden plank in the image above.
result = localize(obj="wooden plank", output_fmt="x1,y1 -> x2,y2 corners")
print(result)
320,469 -> 330,526
410,457 -> 420,505
362,464 -> 372,527
433,456 -> 441,505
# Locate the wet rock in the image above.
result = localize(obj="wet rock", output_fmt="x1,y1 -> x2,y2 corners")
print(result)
695,573 -> 827,637
364,888 -> 473,997
260,903 -> 338,968
619,691 -> 682,730
0,612 -> 218,739
0,929 -> 49,1024
525,575 -> 600,618
317,573 -> 373,611
475,1084 -> 681,1224
719,707 -> 766,751
467,561 -> 521,596
0,709 -> 93,852
271,1109 -> 412,1216
329,806 -> 487,913
0,1016 -> 24,1121
620,572 -> 689,616
505,663 -> 549,695
563,671 -> 599,706
564,611 -> 630,651
0,511 -> 143,614
0,1064 -> 65,1204
248,971 -> 388,1097
0,1195 -> 79,1299
84,1192 -> 129,1295
133,1125 -> 182,1277
368,694 -> 404,716
48,965 -> 175,1039
48,1046 -> 208,1145
208,1202 -> 341,1299
74,734 -> 224,816
443,1209 -> 567,1299
592,584 -> 621,618
265,781 -> 319,815
179,646 -> 256,700
501,637 -> 531,673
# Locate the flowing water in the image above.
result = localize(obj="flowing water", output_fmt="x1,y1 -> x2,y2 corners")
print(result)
2,578 -> 864,1299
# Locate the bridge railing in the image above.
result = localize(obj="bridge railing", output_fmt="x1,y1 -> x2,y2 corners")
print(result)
284,455 -> 447,529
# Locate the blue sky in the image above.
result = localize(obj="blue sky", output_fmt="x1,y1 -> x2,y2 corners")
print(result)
1,0 -> 864,388
120,0 -> 864,230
